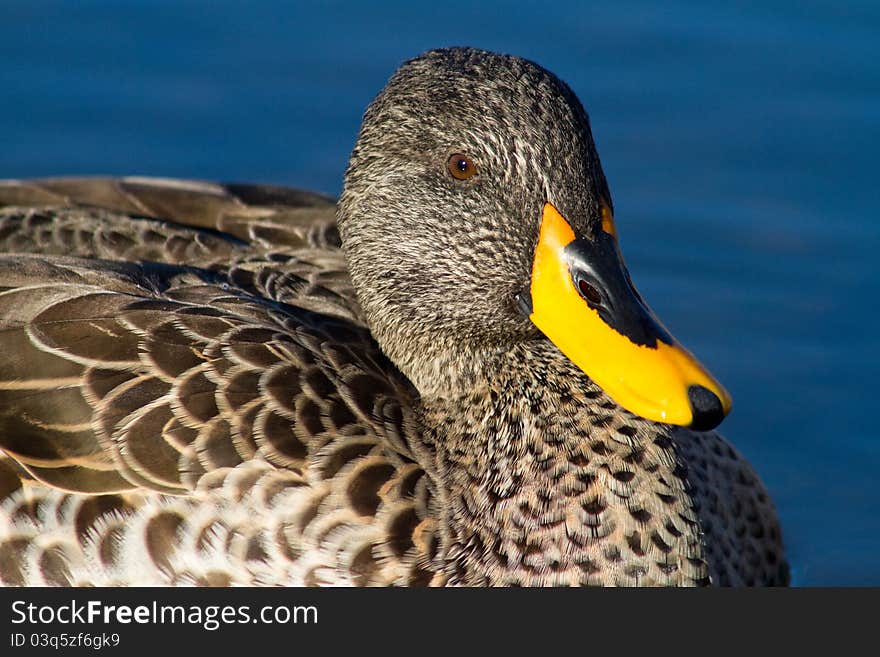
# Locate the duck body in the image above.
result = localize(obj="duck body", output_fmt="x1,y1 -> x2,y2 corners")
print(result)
0,48 -> 787,586
422,340 -> 785,586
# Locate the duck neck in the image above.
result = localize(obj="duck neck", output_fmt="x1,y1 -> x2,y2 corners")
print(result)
418,339 -> 710,586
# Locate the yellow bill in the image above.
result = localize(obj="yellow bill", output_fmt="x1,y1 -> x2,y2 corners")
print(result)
525,203 -> 732,430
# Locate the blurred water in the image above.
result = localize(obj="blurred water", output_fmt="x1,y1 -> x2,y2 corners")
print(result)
1,0 -> 877,584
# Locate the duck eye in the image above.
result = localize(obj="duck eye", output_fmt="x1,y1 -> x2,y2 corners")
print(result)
447,153 -> 477,180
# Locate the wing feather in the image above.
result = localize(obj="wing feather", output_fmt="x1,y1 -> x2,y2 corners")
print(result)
0,178 -> 438,586
0,255 -> 416,498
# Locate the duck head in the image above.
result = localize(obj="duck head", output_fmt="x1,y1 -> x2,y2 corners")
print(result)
338,47 -> 731,431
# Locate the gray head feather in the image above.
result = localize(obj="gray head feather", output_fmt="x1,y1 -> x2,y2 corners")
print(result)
338,47 -> 612,397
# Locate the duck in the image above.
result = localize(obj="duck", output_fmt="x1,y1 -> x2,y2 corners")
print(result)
0,47 -> 788,586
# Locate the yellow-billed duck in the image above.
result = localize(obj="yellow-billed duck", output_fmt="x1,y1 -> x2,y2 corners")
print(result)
0,47 -> 787,586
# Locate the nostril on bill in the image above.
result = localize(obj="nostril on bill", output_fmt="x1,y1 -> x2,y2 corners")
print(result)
577,278 -> 602,305
687,384 -> 725,431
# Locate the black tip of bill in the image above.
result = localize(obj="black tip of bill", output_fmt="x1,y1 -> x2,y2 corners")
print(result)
687,384 -> 726,431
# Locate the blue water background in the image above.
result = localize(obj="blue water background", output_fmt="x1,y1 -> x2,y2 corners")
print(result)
1,1 -> 878,584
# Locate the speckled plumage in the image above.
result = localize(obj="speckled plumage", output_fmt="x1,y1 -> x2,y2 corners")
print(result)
0,48 -> 787,586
